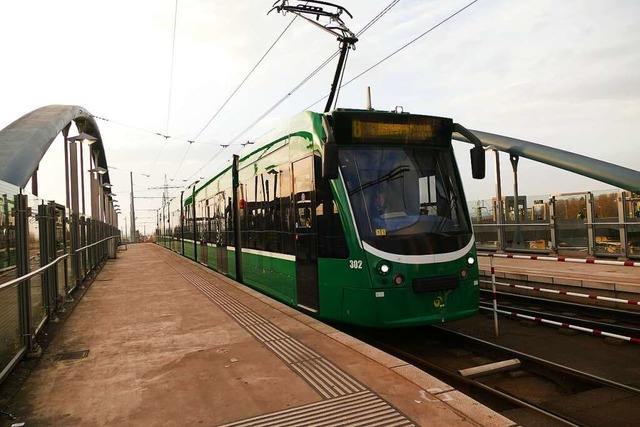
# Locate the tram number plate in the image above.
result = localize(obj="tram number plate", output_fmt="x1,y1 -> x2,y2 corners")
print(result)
349,260 -> 363,269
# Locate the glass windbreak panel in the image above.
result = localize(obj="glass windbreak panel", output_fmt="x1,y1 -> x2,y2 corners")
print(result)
593,191 -> 621,255
628,197 -> 640,257
0,284 -> 22,371
469,198 -> 499,249
0,193 -> 17,283
505,194 -> 551,251
553,194 -> 589,256
339,146 -> 472,255
66,220 -> 73,292
28,196 -> 46,330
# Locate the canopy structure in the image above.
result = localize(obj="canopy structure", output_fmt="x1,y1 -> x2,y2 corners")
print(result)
453,129 -> 640,193
0,104 -> 111,188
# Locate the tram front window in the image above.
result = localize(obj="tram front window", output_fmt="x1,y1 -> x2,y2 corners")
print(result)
339,146 -> 472,255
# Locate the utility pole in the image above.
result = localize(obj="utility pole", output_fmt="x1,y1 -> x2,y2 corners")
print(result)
130,171 -> 136,243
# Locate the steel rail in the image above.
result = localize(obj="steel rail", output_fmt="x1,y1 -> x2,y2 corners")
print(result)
367,332 -> 581,426
434,326 -> 640,395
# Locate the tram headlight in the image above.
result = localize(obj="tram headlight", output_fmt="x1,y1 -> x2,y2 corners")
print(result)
467,256 -> 475,266
376,261 -> 391,276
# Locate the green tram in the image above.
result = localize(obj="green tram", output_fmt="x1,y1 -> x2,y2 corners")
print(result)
158,109 -> 485,327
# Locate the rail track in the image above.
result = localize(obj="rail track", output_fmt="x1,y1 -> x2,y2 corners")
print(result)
340,324 -> 640,426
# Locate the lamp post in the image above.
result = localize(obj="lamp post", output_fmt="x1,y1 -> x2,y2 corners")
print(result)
68,133 -> 97,216
130,171 -> 136,243
88,167 -> 107,221
106,193 -> 117,227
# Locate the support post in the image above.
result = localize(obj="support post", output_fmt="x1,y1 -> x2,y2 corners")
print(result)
130,171 -> 136,243
38,204 -> 52,318
15,194 -> 33,350
509,155 -> 524,248
232,154 -> 243,282
619,191 -> 629,259
493,149 -> 505,252
80,142 -> 85,215
585,192 -> 595,256
490,255 -> 499,338
80,216 -> 87,279
71,212 -> 80,287
549,196 -> 558,254
63,125 -> 71,209
46,204 -> 59,316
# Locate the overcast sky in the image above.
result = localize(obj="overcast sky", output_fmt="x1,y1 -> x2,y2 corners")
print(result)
1,0 -> 639,232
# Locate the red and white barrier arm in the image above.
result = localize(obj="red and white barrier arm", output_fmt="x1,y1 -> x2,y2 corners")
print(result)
480,279 -> 640,307
480,252 -> 640,267
479,306 -> 640,344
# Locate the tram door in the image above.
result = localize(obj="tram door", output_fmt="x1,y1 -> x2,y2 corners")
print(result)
292,157 -> 319,312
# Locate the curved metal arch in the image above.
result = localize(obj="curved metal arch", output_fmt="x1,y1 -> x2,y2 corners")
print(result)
0,104 -> 111,188
453,129 -> 640,193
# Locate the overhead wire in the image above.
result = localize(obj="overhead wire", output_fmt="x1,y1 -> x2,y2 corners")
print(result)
303,0 -> 479,110
167,0 -> 179,135
172,14 -> 299,183
183,0 -> 401,183
91,115 -> 219,145
223,0 -> 400,144
151,0 -> 181,174
192,14 -> 298,142
171,141 -> 193,181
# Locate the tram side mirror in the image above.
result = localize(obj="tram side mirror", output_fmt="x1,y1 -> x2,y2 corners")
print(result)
470,145 -> 485,179
323,141 -> 339,180
454,122 -> 485,180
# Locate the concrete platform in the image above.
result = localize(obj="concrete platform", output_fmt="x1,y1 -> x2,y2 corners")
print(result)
5,244 -> 514,426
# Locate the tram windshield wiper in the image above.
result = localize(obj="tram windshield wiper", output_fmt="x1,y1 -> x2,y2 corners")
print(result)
347,165 -> 410,196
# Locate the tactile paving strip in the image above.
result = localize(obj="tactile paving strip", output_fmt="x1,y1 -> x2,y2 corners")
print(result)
164,253 -> 414,426
218,390 -> 415,427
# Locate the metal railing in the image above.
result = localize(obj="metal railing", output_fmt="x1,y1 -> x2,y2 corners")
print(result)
0,189 -> 119,386
0,253 -> 67,383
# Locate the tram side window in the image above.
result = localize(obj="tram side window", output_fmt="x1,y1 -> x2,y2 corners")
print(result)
213,192 -> 225,246
184,204 -> 193,240
200,199 -> 209,243
205,201 -> 214,243
315,156 -> 349,259
224,192 -> 234,246
242,180 -> 254,249
280,165 -> 295,255
264,172 -> 283,253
